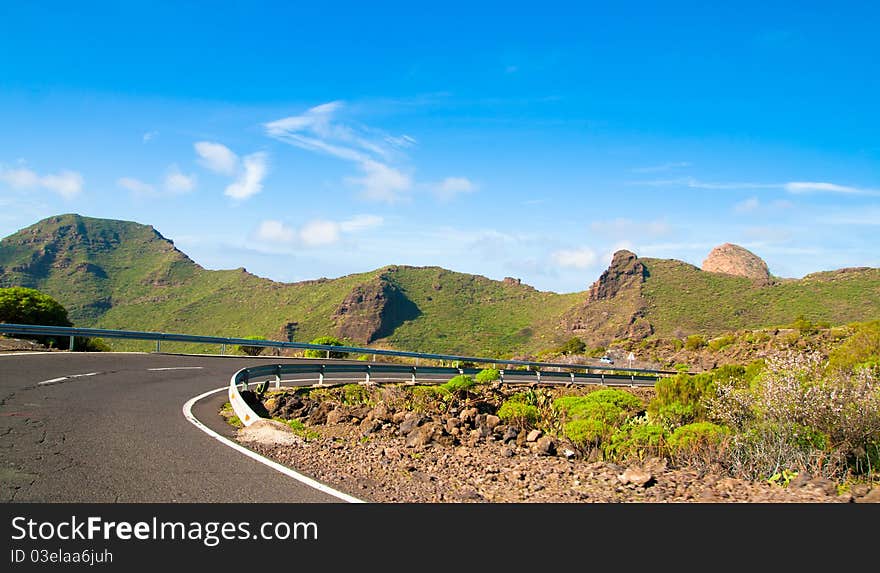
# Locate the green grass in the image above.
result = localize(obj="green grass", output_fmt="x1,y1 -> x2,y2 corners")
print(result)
2,214 -> 879,359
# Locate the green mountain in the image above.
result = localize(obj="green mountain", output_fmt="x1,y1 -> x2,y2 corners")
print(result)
1,214 -> 878,357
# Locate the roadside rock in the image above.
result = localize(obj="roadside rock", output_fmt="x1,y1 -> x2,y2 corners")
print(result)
236,419 -> 301,447
526,429 -> 542,442
617,467 -> 655,488
534,436 -> 556,456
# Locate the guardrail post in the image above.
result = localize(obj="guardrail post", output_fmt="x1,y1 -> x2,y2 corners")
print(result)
630,373 -> 635,388
69,335 -> 75,352
499,369 -> 504,383
365,364 -> 371,385
318,364 -> 325,386
221,343 -> 226,355
275,365 -> 282,390
601,372 -> 605,385
458,367 -> 464,375
326,349 -> 330,359
156,339 -> 161,353
570,372 -> 575,385
536,370 -> 541,384
411,366 -> 417,385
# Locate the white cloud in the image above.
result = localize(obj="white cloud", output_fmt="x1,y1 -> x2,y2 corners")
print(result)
142,130 -> 158,143
299,220 -> 341,246
784,181 -> 873,195
118,177 -> 155,195
345,159 -> 411,203
254,214 -> 384,248
163,165 -> 196,193
194,141 -> 240,176
0,166 -> 83,199
225,152 -> 268,200
433,177 -> 477,201
734,197 -> 760,213
633,176 -> 878,195
256,220 -> 296,243
339,214 -> 383,232
551,247 -> 597,269
265,101 -> 417,203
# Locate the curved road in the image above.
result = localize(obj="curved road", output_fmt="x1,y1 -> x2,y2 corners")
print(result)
0,352 -> 347,503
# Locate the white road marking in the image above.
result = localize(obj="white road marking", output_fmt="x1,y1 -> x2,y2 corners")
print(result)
147,367 -> 205,371
182,385 -> 364,504
37,372 -> 100,386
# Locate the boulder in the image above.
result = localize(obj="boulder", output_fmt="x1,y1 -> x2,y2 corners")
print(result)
534,436 -> 556,456
526,429 -> 542,442
617,467 -> 655,488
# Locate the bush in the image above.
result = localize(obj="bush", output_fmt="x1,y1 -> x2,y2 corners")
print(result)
563,418 -> 613,449
303,336 -> 349,359
497,400 -> 539,429
237,335 -> 267,356
557,337 -> 586,355
342,383 -> 372,406
684,334 -> 706,351
555,389 -> 642,425
668,422 -> 729,454
648,372 -> 718,428
828,320 -> 880,373
408,385 -> 450,413
441,374 -> 476,395
0,287 -> 73,348
708,333 -> 736,352
607,421 -> 669,460
475,368 -> 501,383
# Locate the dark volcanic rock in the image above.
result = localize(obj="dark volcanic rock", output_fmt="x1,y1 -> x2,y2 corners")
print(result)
587,250 -> 647,302
332,276 -> 419,344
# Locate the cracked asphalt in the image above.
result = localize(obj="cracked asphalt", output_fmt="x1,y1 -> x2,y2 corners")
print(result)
0,352 -> 343,503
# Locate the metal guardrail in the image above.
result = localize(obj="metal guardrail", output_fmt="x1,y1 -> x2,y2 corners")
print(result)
228,363 -> 662,427
0,322 -> 678,376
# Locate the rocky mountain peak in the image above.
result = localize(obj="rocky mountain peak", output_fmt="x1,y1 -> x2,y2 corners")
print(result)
702,243 -> 770,282
587,249 -> 646,302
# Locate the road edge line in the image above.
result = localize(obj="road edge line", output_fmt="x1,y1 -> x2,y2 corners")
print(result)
182,386 -> 365,504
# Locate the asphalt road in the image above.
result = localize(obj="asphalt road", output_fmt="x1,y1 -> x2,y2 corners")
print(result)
0,351 -> 656,503
0,352 -> 349,503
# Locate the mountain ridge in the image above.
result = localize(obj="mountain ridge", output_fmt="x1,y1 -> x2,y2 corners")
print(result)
2,213 -> 879,357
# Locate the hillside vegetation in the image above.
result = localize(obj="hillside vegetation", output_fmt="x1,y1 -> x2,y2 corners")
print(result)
1,213 -> 878,359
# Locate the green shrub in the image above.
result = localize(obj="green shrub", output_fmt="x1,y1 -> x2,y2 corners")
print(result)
828,320 -> 880,373
237,335 -> 267,356
563,418 -> 612,448
475,368 -> 501,383
668,422 -> 728,454
607,422 -> 669,460
497,400 -> 539,429
648,372 -> 716,428
0,287 -> 74,348
554,389 -> 642,424
791,315 -> 817,334
342,383 -> 372,405
708,333 -> 736,352
303,336 -> 349,359
409,385 -> 450,413
674,363 -> 691,373
685,334 -> 706,351
441,374 -> 476,394
557,337 -> 586,355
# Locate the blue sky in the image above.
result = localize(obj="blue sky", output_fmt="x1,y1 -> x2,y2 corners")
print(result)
1,1 -> 878,293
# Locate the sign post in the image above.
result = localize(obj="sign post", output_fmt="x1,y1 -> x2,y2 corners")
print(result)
628,351 -> 635,368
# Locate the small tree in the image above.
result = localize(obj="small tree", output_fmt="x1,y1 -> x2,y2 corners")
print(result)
0,287 -> 73,349
237,336 -> 267,356
558,337 -> 586,355
303,336 -> 349,359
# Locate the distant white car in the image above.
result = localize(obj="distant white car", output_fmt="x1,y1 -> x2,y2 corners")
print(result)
599,356 -> 614,364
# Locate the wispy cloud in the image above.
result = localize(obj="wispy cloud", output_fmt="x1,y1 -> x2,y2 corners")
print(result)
265,101 -> 414,203
734,197 -> 760,213
632,176 -> 878,195
194,141 -> 240,176
142,130 -> 158,143
225,152 -> 268,200
254,214 -> 384,248
193,142 -> 268,201
631,161 -> 692,173
551,247 -> 597,269
0,165 -> 83,199
733,197 -> 794,214
163,165 -> 197,193
432,177 -> 478,201
784,181 -> 875,195
118,177 -> 155,195
119,165 -> 197,198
